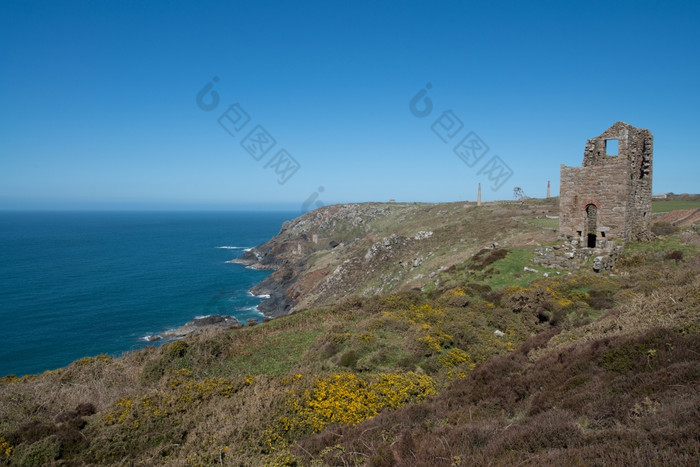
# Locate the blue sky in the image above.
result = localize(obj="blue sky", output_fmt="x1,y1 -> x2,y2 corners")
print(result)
1,0 -> 698,211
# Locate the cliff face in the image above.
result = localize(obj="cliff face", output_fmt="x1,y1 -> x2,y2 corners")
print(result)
233,199 -> 560,317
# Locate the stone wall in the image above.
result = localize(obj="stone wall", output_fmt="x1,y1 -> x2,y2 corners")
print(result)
560,122 -> 653,245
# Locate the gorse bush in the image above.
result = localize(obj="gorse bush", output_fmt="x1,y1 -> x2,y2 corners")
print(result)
0,437 -> 13,463
283,372 -> 435,433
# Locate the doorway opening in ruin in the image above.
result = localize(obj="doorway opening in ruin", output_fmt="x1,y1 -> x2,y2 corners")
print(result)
585,204 -> 598,247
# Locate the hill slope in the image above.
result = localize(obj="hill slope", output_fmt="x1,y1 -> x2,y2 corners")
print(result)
234,199 -> 561,316
1,200 -> 698,466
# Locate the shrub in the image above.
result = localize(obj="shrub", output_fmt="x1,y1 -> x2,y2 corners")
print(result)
4,401 -> 95,466
396,353 -> 421,370
665,250 -> 683,262
466,282 -> 492,296
587,289 -> 615,310
318,341 -> 338,358
469,248 -> 509,270
437,288 -> 470,307
284,372 -> 435,433
651,222 -> 676,236
166,340 -> 189,360
10,435 -> 60,466
339,350 -> 359,368
0,437 -> 13,460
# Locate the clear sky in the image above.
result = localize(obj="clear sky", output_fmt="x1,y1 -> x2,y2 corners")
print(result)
1,0 -> 698,211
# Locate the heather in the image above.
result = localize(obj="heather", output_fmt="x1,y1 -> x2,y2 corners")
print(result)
1,201 -> 698,466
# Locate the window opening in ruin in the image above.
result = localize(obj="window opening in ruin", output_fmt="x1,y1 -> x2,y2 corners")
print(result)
601,231 -> 606,238
585,204 -> 597,247
605,139 -> 618,156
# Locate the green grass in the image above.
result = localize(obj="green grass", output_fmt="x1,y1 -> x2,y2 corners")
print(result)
528,217 -> 560,230
213,328 -> 323,376
482,246 -> 545,290
652,199 -> 700,213
436,246 -> 546,293
623,235 -> 698,257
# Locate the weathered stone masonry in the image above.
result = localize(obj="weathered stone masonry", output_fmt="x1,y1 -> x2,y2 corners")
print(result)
560,121 -> 653,246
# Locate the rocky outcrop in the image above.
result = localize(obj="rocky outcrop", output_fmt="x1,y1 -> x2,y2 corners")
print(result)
232,204 -> 407,316
145,315 -> 242,341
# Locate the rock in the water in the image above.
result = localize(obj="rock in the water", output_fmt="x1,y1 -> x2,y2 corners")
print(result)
159,315 -> 240,340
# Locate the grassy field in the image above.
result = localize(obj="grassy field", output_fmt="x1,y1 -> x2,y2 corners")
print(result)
527,216 -> 560,230
1,203 -> 698,466
652,196 -> 700,213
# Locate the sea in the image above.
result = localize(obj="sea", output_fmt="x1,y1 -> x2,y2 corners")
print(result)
0,210 -> 296,377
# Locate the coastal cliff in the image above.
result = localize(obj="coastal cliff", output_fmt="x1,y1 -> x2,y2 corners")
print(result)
233,199 -> 561,317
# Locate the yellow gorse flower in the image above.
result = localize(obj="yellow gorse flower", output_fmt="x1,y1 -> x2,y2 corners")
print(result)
285,371 -> 435,433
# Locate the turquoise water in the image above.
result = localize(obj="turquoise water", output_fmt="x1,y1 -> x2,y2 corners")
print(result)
0,211 -> 295,377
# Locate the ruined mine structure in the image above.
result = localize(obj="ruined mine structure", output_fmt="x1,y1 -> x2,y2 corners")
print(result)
560,121 -> 653,247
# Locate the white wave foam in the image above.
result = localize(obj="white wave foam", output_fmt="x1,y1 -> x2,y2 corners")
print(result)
240,306 -> 266,317
248,291 -> 271,299
194,314 -> 211,320
139,334 -> 161,342
215,246 -> 252,250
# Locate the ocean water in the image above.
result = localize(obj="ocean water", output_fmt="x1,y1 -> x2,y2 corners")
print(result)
0,211 -> 295,377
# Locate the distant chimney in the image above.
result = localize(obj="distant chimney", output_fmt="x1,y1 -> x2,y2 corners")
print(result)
547,180 -> 551,198
477,183 -> 482,206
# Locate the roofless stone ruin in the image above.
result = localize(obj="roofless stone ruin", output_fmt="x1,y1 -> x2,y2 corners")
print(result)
560,121 -> 653,248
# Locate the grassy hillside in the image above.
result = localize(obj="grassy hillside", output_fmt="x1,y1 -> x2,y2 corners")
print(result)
652,193 -> 700,213
241,199 -> 562,316
1,201 -> 698,466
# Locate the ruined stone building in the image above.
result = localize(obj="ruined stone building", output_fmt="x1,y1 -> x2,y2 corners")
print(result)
560,122 -> 653,247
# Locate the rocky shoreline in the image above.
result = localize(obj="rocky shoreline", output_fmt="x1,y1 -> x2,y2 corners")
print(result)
226,256 -> 275,270
227,252 -> 292,317
143,314 -> 243,342
222,203 -> 436,318
143,244 -> 293,343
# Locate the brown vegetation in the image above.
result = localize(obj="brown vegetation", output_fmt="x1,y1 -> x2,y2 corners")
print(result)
1,202 -> 698,466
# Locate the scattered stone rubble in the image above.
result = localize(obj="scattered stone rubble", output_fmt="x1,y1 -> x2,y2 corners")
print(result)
533,235 -> 623,273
